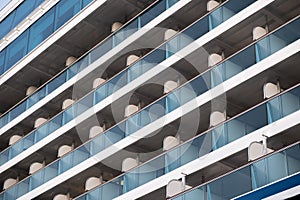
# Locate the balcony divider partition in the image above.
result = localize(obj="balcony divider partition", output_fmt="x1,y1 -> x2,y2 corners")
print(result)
0,11 -> 299,200
172,142 -> 300,200
0,0 -> 45,39
75,83 -> 300,200
0,0 -> 268,167
0,0 -> 94,75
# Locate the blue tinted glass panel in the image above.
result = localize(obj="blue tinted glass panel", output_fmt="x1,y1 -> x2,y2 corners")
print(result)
0,51 -> 5,74
140,0 -> 166,26
12,1 -> 36,27
0,0 -> 44,39
208,167 -> 251,199
83,0 -> 93,7
54,0 -> 81,29
28,7 -> 55,51
4,30 -> 29,70
0,12 -> 15,38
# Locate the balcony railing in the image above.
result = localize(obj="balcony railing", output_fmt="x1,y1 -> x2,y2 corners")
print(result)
1,13 -> 299,200
0,0 -> 177,129
173,142 -> 300,200
0,0 -> 95,76
74,75 -> 300,199
0,0 -> 266,167
0,0 -> 45,39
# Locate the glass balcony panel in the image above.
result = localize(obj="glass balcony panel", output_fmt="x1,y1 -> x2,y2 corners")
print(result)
139,0 -> 166,27
173,186 -> 206,200
212,104 -> 267,150
10,101 -> 26,119
251,144 -> 300,192
251,153 -> 287,189
286,145 -> 300,175
166,33 -> 190,58
165,141 -> 199,173
0,0 -> 44,39
281,91 -> 300,117
107,72 -> 128,94
90,38 -> 113,64
66,61 -> 81,79
26,87 -> 47,108
54,0 -> 82,30
208,3 -> 234,30
59,145 -> 89,173
226,118 -> 255,143
113,19 -> 138,47
166,84 -> 196,113
267,87 -> 300,123
0,51 -> 5,75
9,134 -> 34,158
30,162 -> 59,190
255,34 -> 287,62
74,92 -> 94,117
75,56 -> 90,75
146,99 -> 166,120
62,106 -> 75,124
3,185 -> 18,200
29,170 -> 43,191
46,71 -> 67,95
81,177 -> 123,200
34,124 -> 48,142
90,125 -> 125,155
207,166 -> 251,200
0,149 -> 9,165
83,0 -> 93,7
211,45 -> 255,87
94,83 -> 110,103
267,152 -> 288,183
28,7 -> 55,52
145,48 -> 166,64
125,115 -> 140,137
4,30 -> 29,71
190,73 -> 211,96
0,12 -> 14,39
13,178 -> 29,199
127,60 -> 152,82
123,157 -> 165,192
183,16 -> 209,40
48,114 -> 62,133
255,18 -> 300,62
0,114 -> 8,128
209,0 -> 256,30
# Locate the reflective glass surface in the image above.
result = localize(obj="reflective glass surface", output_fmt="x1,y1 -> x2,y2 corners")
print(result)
0,0 -> 178,129
0,0 -> 92,75
174,143 -> 300,200
0,0 -> 44,39
1,2 -> 300,200
0,0 -> 268,167
76,85 -> 300,200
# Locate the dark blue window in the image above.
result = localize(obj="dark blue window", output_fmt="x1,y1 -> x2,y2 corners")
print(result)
54,0 -> 82,29
28,7 -> 55,52
4,30 -> 29,70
